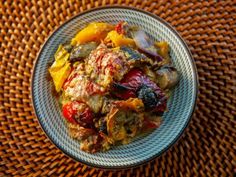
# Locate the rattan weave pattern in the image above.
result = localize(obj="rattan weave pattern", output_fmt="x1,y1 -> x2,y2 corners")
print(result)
0,0 -> 235,176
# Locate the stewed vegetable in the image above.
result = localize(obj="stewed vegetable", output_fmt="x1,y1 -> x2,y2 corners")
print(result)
156,65 -> 179,89
48,21 -> 179,153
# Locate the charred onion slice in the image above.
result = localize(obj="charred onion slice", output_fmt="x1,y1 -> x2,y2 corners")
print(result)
130,29 -> 163,61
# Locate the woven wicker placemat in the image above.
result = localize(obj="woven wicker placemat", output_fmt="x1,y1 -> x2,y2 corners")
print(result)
0,0 -> 235,176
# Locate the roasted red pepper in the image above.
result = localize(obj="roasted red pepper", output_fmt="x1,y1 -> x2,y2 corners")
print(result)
115,21 -> 125,34
62,102 -> 78,124
62,101 -> 94,128
112,68 -> 167,112
112,68 -> 142,99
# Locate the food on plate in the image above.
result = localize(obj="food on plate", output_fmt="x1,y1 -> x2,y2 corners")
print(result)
71,22 -> 114,45
48,21 -> 179,153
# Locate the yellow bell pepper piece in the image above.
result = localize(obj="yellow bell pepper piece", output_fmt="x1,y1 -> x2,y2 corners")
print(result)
105,30 -> 135,47
54,45 -> 67,61
71,22 -> 114,45
49,62 -> 71,92
49,45 -> 71,92
50,53 -> 70,71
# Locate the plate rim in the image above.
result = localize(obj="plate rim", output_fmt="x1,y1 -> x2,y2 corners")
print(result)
31,5 -> 199,170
